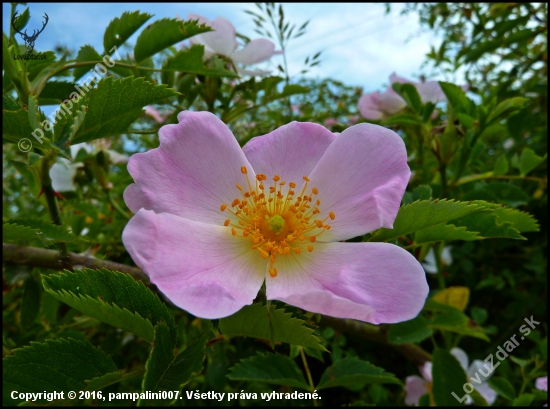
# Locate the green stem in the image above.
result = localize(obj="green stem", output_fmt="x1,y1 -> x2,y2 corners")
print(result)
41,156 -> 68,261
433,242 -> 446,290
299,347 -> 317,406
106,190 -> 131,219
457,172 -> 546,186
440,162 -> 448,197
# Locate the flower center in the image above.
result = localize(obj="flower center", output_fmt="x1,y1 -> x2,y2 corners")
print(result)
220,166 -> 335,278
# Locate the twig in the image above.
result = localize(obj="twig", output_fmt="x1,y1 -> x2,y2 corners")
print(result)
3,243 -> 147,282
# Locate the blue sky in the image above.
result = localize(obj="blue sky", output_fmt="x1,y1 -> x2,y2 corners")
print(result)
3,3 -> 460,92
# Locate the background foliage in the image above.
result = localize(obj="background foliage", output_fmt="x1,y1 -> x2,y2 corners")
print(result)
3,2 -> 547,406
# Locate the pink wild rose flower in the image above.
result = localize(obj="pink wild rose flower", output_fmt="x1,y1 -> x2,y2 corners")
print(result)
187,13 -> 281,76
359,72 -> 448,121
122,111 -> 428,320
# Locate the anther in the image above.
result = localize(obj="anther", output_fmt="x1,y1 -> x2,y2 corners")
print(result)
312,187 -> 318,195
220,204 -> 227,211
329,211 -> 335,220
303,176 -> 310,182
308,245 -> 313,252
314,220 -> 323,228
269,268 -> 278,278
273,175 -> 280,181
236,184 -> 243,190
224,219 -> 230,226
231,228 -> 237,236
241,166 -> 247,174
310,236 -> 316,242
289,182 -> 296,188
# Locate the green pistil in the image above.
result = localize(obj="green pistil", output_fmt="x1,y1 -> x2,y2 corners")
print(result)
267,214 -> 285,235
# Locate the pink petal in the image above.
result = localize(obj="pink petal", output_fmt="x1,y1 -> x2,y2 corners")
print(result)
122,209 -> 266,319
358,93 -> 383,120
419,361 -> 433,383
476,382 -> 498,405
405,376 -> 430,406
389,72 -> 411,84
450,347 -> 469,371
377,89 -> 407,114
415,81 -> 446,104
265,242 -> 428,324
242,121 -> 336,193
144,105 -> 166,124
232,38 -> 277,65
124,111 -> 256,225
536,376 -> 548,392
308,123 -> 410,241
199,16 -> 238,57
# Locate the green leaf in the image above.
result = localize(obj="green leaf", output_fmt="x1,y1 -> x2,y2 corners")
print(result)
439,82 -> 474,116
387,315 -> 433,344
227,353 -> 310,390
412,185 -> 432,201
487,97 -> 528,124
85,369 -> 144,391
139,334 -> 207,406
3,94 -> 22,111
134,19 -> 212,63
104,11 -> 153,54
512,394 -> 534,406
12,7 -> 30,31
3,338 -> 117,406
74,45 -> 103,80
491,206 -> 539,233
219,303 -> 326,351
140,322 -> 174,404
493,155 -> 509,176
415,223 -> 480,244
42,269 -> 175,344
40,81 -> 81,104
369,199 -> 488,242
3,108 -> 35,144
430,309 -> 489,341
7,217 -> 75,242
451,212 -> 525,240
517,148 -> 546,176
488,377 -> 516,401
72,76 -> 179,144
432,348 -> 468,406
3,222 -> 40,241
383,113 -> 424,126
10,160 -> 41,196
317,358 -> 401,390
163,45 -> 239,77
21,277 -> 41,329
155,335 -> 207,391
400,83 -> 423,114
483,182 -> 530,207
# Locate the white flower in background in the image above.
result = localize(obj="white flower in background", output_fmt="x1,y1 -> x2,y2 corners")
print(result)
421,246 -> 453,274
405,348 -> 497,406
187,13 -> 281,76
49,139 -> 128,192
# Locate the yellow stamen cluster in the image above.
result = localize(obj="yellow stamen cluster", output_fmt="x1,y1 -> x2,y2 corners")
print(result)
220,167 -> 335,277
